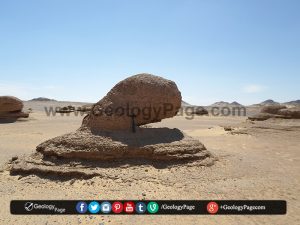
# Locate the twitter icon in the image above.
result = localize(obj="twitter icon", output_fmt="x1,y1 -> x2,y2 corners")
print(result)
88,201 -> 100,214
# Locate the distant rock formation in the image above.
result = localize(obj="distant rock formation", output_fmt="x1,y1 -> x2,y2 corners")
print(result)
30,97 -> 56,101
249,105 -> 300,121
181,101 -> 191,107
0,96 -> 29,122
210,101 -> 230,107
210,101 -> 244,107
249,99 -> 280,107
181,101 -> 208,116
230,101 -> 243,106
76,104 -> 93,112
284,100 -> 300,107
260,105 -> 286,114
260,99 -> 280,106
190,107 -> 209,115
55,105 -> 75,113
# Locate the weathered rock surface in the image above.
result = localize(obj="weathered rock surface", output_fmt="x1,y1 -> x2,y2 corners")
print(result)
248,105 -> 300,121
8,127 -> 215,178
248,113 -> 286,121
35,127 -> 211,161
9,149 -> 215,179
82,73 -> 182,131
277,108 -> 300,119
0,96 -> 29,121
55,106 -> 75,113
260,105 -> 286,114
76,104 -> 93,112
0,96 -> 23,112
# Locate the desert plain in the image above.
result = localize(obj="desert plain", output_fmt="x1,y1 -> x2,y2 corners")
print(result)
0,100 -> 299,225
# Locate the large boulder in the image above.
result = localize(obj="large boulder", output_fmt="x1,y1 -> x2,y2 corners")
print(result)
190,107 -> 209,115
0,96 -> 23,112
277,108 -> 300,119
248,113 -> 286,121
248,105 -> 300,121
0,96 -> 29,121
82,73 -> 182,131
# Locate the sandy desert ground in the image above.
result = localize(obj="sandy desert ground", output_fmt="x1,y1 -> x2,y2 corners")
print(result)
0,101 -> 299,225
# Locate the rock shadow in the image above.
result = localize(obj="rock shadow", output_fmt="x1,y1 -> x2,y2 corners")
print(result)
90,127 -> 185,147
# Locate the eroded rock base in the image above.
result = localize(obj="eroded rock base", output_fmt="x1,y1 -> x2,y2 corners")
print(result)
8,127 -> 215,179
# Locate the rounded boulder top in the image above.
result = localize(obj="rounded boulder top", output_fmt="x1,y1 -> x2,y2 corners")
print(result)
0,96 -> 24,112
82,73 -> 182,131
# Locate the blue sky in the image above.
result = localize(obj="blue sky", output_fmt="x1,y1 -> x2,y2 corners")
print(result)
0,0 -> 299,105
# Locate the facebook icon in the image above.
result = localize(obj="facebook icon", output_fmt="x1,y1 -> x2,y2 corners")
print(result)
135,202 -> 147,214
76,201 -> 88,213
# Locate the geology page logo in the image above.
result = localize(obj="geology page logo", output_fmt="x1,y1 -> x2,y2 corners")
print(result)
24,202 -> 34,212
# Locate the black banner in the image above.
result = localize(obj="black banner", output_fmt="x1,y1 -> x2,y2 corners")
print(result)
10,200 -> 286,215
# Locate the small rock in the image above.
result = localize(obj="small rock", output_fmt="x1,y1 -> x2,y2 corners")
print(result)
69,179 -> 75,185
223,126 -> 233,131
11,156 -> 18,162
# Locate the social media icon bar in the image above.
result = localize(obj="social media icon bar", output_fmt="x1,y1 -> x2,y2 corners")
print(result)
76,201 -> 88,213
88,201 -> 100,214
11,200 -> 287,215
136,202 -> 147,214
112,202 -> 123,214
101,202 -> 112,213
124,202 -> 135,213
147,202 -> 159,214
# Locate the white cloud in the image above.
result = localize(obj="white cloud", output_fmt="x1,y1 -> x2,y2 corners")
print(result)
242,84 -> 267,93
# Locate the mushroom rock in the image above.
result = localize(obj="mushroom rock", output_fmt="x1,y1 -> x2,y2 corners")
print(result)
0,96 -> 29,121
9,74 -> 215,178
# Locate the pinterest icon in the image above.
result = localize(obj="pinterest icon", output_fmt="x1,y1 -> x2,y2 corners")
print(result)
207,202 -> 219,214
112,202 -> 123,214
